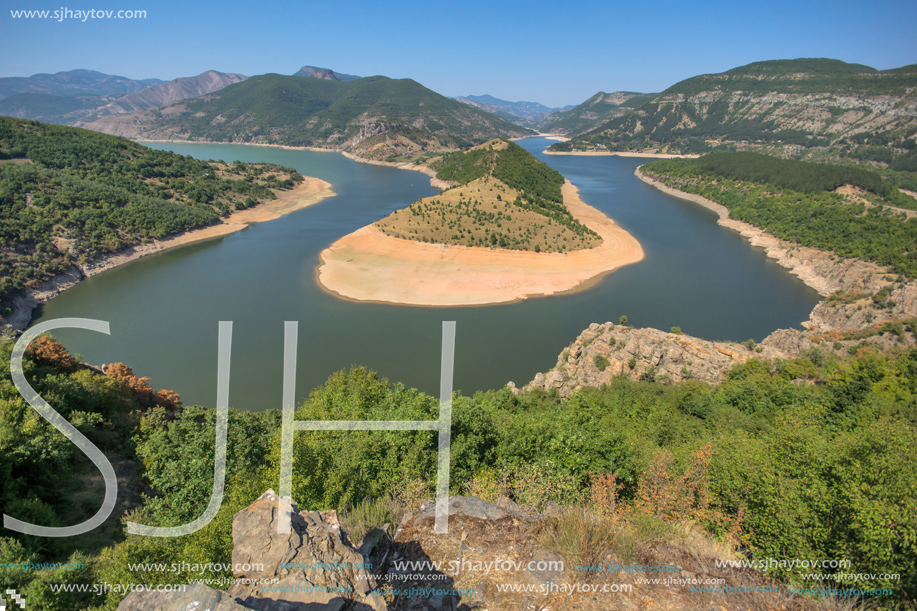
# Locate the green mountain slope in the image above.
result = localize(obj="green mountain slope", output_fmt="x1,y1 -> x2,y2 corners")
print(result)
550,59 -> 917,166
84,74 -> 533,161
538,91 -> 653,135
0,118 -> 301,308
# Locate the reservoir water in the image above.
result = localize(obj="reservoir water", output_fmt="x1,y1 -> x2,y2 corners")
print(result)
32,137 -> 822,410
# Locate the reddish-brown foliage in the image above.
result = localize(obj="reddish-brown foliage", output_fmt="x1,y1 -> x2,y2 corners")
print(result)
153,389 -> 182,409
27,335 -> 77,370
106,362 -> 154,405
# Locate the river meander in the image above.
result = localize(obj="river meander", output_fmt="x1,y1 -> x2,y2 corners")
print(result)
31,137 -> 821,410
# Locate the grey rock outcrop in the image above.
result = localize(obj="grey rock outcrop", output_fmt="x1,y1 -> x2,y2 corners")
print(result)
117,490 -> 387,611
228,490 -> 387,611
117,582 -> 254,610
525,323 -> 792,396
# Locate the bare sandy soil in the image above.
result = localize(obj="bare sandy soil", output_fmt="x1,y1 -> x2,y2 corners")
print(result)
316,181 -> 644,306
544,149 -> 700,158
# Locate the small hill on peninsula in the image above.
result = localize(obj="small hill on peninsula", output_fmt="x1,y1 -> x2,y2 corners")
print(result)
375,139 -> 600,252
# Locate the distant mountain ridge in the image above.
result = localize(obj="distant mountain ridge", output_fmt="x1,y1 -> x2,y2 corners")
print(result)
454,94 -> 564,126
84,74 -> 533,160
114,70 -> 248,110
550,58 -> 917,164
0,69 -> 162,99
293,65 -> 360,81
0,70 -> 248,125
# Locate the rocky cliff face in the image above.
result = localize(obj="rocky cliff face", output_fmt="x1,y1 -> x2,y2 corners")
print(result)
523,323 -> 793,396
568,59 -> 917,157
294,66 -> 360,82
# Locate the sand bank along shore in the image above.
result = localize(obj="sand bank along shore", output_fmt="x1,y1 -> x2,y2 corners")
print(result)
339,151 -> 455,190
3,176 -> 335,331
544,149 -> 700,158
137,139 -> 342,155
316,180 -> 644,306
139,139 -> 455,190
634,167 -> 888,298
80,175 -> 335,275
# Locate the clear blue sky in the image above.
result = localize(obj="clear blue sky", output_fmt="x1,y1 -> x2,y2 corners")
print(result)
1,0 -> 915,107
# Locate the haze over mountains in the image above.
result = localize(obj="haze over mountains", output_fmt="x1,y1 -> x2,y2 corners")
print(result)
0,69 -> 163,98
454,94 -> 570,127
0,69 -> 247,125
538,91 -> 656,134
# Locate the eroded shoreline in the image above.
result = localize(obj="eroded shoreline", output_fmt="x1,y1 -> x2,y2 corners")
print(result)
3,176 -> 335,332
316,180 -> 645,306
635,166 -> 867,297
545,149 -> 701,158
634,167 -> 917,341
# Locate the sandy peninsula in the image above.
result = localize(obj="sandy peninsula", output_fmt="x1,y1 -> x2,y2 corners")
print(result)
316,181 -> 644,306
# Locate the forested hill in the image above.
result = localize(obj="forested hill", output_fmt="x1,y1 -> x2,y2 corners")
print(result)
549,59 -> 917,169
0,117 -> 302,308
375,139 -> 600,252
641,151 -> 917,277
82,74 -> 533,162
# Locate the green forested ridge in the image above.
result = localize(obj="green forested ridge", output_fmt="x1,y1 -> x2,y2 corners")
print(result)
547,59 -> 917,168
93,74 -> 531,156
643,153 -> 917,277
0,117 -> 301,306
1,336 -> 914,609
674,151 -> 915,206
661,58 -> 914,97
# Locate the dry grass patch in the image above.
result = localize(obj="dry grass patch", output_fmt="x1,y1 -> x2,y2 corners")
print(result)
375,176 -> 601,253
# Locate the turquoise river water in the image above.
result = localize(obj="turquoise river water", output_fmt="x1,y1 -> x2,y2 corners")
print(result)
32,137 -> 821,410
